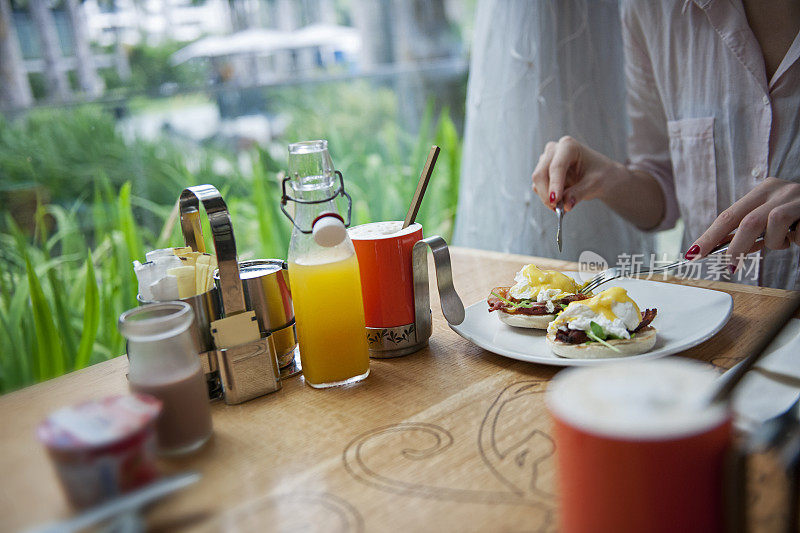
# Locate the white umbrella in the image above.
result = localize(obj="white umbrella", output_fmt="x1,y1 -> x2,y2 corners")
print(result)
171,28 -> 294,65
291,23 -> 361,54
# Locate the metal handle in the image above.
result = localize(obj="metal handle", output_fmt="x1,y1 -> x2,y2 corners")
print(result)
178,185 -> 247,316
412,236 -> 465,342
280,170 -> 353,233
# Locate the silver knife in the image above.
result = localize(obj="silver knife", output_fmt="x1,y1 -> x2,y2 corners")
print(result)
26,472 -> 201,533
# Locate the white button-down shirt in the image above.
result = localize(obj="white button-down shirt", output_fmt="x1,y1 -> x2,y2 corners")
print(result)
622,0 -> 800,288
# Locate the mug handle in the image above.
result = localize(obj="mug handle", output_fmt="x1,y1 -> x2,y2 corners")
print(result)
412,236 -> 465,343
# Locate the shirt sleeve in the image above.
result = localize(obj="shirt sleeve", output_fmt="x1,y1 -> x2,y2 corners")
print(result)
620,2 -> 680,231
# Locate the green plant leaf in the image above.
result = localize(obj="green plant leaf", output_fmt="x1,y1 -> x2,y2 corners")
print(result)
118,182 -> 144,264
74,252 -> 100,370
585,326 -> 621,353
251,150 -> 289,257
589,321 -> 606,340
24,254 -> 65,380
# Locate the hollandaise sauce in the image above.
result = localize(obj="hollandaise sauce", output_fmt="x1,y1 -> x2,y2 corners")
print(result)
511,264 -> 580,299
288,252 -> 370,387
577,287 -> 641,321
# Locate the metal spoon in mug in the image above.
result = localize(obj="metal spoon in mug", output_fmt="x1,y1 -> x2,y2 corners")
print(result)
555,201 -> 564,253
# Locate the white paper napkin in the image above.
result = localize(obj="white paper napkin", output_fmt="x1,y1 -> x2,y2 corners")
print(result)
753,318 -> 800,381
730,318 -> 800,432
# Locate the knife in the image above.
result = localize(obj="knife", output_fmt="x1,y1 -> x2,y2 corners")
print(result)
26,472 -> 201,533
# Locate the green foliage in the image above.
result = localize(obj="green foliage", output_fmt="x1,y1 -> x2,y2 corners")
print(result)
274,82 -> 461,238
0,106 -> 183,212
27,72 -> 47,100
74,252 -> 100,370
0,81 -> 462,393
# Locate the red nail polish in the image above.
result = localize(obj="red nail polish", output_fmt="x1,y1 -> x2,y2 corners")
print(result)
684,244 -> 700,260
728,264 -> 736,275
549,192 -> 556,204
568,197 -> 576,209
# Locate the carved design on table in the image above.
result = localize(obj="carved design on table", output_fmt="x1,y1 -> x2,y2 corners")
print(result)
478,381 -> 555,501
342,380 -> 556,530
217,491 -> 364,533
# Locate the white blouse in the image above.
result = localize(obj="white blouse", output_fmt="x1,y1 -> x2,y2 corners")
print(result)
453,0 -> 655,265
622,0 -> 800,289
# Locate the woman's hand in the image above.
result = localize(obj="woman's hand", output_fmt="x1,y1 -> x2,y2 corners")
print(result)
685,177 -> 800,270
531,136 -> 617,212
531,136 -> 666,229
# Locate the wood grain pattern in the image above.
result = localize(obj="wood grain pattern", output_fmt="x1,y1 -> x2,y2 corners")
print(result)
0,247 -> 796,532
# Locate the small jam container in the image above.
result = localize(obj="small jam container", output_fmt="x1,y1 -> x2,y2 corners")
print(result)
37,394 -> 162,509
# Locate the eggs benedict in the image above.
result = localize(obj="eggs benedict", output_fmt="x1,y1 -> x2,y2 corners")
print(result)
488,264 -> 588,329
546,287 -> 657,358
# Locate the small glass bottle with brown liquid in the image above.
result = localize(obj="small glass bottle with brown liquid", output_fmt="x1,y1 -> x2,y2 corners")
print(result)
119,301 -> 212,455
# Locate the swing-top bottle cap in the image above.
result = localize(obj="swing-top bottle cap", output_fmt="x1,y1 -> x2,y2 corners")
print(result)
312,213 -> 347,247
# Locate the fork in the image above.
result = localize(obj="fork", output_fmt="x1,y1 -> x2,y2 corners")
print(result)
555,201 -> 564,253
578,228 -> 787,294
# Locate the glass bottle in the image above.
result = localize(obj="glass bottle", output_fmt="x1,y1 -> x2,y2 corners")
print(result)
282,140 -> 370,388
118,301 -> 213,454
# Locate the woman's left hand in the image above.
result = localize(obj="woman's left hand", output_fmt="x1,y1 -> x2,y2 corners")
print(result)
684,177 -> 800,270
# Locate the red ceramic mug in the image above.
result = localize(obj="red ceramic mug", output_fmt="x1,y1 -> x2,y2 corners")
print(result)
349,221 -> 423,329
546,359 -> 732,533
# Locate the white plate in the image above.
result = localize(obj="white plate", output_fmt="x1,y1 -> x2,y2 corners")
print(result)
449,274 -> 733,366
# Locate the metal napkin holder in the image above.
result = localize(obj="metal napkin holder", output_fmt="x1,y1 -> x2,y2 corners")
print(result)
178,185 -> 281,404
366,235 -> 465,357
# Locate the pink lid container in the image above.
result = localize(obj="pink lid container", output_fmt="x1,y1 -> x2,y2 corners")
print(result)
38,394 -> 162,508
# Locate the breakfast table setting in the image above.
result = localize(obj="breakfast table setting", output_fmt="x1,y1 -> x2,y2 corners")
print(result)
2,142 -> 799,532
1,245 -> 798,532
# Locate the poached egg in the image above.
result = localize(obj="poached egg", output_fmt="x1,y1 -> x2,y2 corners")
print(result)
508,264 -> 580,304
547,287 -> 642,339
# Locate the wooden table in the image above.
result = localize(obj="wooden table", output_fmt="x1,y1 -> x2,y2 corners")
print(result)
1,247 -> 797,532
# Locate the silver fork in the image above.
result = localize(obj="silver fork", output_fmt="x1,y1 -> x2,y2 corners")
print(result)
555,201 -> 564,253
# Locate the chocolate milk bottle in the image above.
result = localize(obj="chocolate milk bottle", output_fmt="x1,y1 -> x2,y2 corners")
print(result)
119,301 -> 213,454
130,366 -> 211,452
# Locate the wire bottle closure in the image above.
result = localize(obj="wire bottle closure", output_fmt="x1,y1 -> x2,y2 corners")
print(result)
280,170 -> 353,233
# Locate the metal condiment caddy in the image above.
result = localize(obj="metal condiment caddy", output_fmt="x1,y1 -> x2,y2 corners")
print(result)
178,185 -> 282,404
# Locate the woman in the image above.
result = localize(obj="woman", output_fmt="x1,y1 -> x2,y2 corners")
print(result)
532,0 -> 800,288
453,0 -> 655,264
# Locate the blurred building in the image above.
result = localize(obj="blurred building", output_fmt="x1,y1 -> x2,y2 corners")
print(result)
82,0 -> 231,47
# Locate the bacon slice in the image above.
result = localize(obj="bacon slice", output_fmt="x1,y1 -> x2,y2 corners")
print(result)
487,287 -> 589,316
632,308 -> 657,333
555,329 -> 589,344
554,308 -> 658,344
559,293 -> 590,305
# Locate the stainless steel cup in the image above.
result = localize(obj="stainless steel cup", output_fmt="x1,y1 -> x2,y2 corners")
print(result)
137,289 -> 220,354
214,259 -> 299,377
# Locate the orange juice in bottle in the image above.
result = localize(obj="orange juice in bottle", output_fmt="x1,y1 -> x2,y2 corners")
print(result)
289,251 -> 369,385
282,140 -> 370,388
